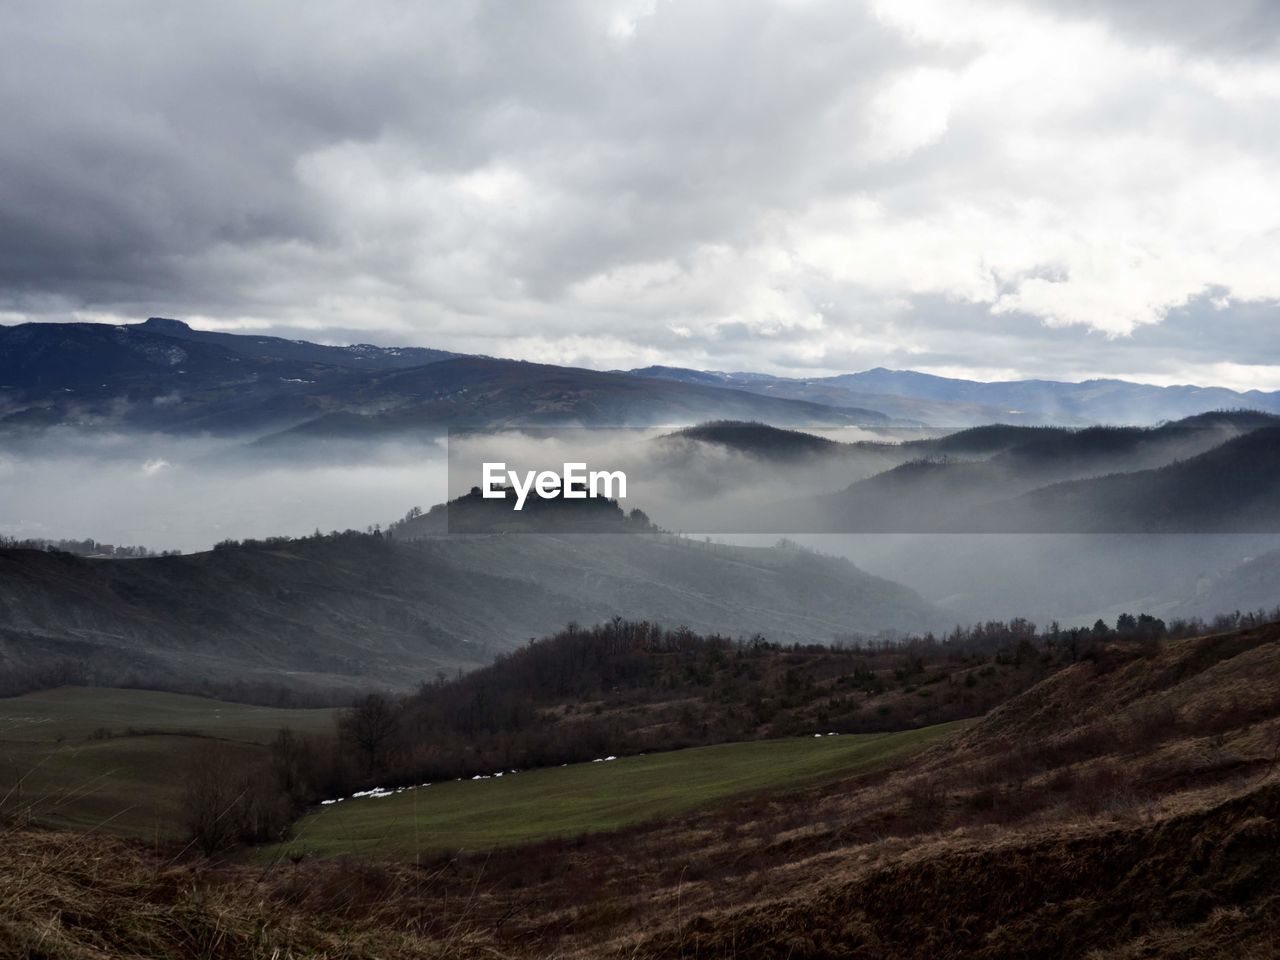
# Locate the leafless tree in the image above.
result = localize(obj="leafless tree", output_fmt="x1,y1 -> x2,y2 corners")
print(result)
340,693 -> 399,773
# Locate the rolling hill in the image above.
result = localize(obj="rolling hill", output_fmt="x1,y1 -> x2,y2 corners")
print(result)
777,411 -> 1280,533
971,423 -> 1280,533
6,620 -> 1280,959
0,530 -> 943,697
0,687 -> 338,837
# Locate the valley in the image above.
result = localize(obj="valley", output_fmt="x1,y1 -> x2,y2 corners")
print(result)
3,320 -> 1280,959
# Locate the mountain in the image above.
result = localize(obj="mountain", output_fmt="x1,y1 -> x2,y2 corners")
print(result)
657,421 -> 844,460
136,317 -> 460,370
829,367 -> 1280,423
251,356 -> 889,443
630,364 -> 1280,426
0,319 -> 437,436
630,622 -> 1280,959
778,412 -> 1280,533
9,318 -> 1276,437
0,320 -> 886,437
630,365 -> 1019,425
974,423 -> 1280,533
12,620 -> 1280,959
405,484 -> 654,534
0,530 -> 943,697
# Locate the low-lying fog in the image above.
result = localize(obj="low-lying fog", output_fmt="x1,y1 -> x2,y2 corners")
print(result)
3,426 -> 1276,631
712,533 -> 1280,628
0,431 -> 451,552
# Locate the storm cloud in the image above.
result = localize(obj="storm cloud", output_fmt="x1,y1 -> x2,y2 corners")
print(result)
2,0 -> 1279,387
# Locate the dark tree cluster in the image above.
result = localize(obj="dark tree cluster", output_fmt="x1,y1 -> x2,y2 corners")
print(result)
0,535 -> 177,558
178,602 -> 1280,852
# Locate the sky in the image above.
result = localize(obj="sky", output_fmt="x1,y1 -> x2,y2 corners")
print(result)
1,0 -> 1278,388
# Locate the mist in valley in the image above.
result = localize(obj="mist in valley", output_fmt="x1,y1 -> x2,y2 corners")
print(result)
4,419 -> 1277,639
712,532 -> 1280,629
0,431 -> 451,553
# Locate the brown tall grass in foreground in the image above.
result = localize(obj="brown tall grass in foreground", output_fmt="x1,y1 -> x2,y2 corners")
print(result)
5,623 -> 1280,959
0,829 -> 498,959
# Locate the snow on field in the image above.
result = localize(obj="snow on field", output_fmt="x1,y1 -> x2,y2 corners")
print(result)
317,735 -> 841,808
320,770 -> 527,806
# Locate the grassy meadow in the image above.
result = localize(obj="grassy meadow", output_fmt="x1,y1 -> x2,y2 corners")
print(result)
0,687 -> 338,839
269,719 -> 969,859
1,687 -> 969,856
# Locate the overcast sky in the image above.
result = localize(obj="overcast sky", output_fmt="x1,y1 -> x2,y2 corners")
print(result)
2,0 -> 1278,387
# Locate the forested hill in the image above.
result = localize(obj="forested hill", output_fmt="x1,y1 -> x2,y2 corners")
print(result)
0,530 -> 943,698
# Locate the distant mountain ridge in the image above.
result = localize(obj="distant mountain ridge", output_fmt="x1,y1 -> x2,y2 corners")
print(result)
138,317 -> 461,370
630,364 -> 1280,426
0,319 -> 888,436
4,318 -> 1278,435
779,411 -> 1280,534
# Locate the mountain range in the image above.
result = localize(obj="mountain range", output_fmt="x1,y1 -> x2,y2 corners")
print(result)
629,364 -> 1280,426
4,318 -> 1280,435
0,318 -> 885,438
640,412 -> 1280,534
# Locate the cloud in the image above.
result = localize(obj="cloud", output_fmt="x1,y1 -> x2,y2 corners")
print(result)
0,0 -> 1278,387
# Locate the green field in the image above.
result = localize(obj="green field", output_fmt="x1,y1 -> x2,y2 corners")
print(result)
0,687 -> 338,838
269,720 -> 968,860
1,688 -> 968,856
0,686 -> 336,743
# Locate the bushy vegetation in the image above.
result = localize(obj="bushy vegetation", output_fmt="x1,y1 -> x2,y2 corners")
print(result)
227,607 -> 1280,849
11,620 -> 1279,960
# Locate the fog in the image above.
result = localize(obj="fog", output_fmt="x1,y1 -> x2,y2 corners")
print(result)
444,425 -> 919,532
3,423 -> 1276,632
711,533 -> 1280,629
0,432 -> 450,552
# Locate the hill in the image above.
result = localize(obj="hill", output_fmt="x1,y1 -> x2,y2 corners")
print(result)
630,364 -> 1280,426
0,615 -> 1078,848
250,356 -> 887,443
970,423 -> 1280,532
0,687 -> 337,838
0,532 -> 943,697
657,421 -> 843,460
780,411 -> 1280,533
135,317 -> 460,369
7,319 -> 1279,439
272,723 -> 967,859
0,319 -> 886,438
404,485 -> 654,534
6,620 -> 1280,958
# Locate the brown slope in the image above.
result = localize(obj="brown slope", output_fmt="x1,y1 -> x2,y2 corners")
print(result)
621,623 -> 1280,959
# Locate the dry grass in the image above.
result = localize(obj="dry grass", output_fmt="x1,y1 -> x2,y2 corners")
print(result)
0,829 -> 501,960
5,623 -> 1280,959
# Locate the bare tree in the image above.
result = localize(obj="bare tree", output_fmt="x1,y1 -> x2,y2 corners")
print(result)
340,693 -> 399,774
182,742 -> 293,854
181,743 -> 244,855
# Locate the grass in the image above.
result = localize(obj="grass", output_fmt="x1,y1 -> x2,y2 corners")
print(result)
0,736 -> 264,839
0,686 -> 337,743
0,687 -> 338,839
0,829 -> 485,960
270,719 -> 969,859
